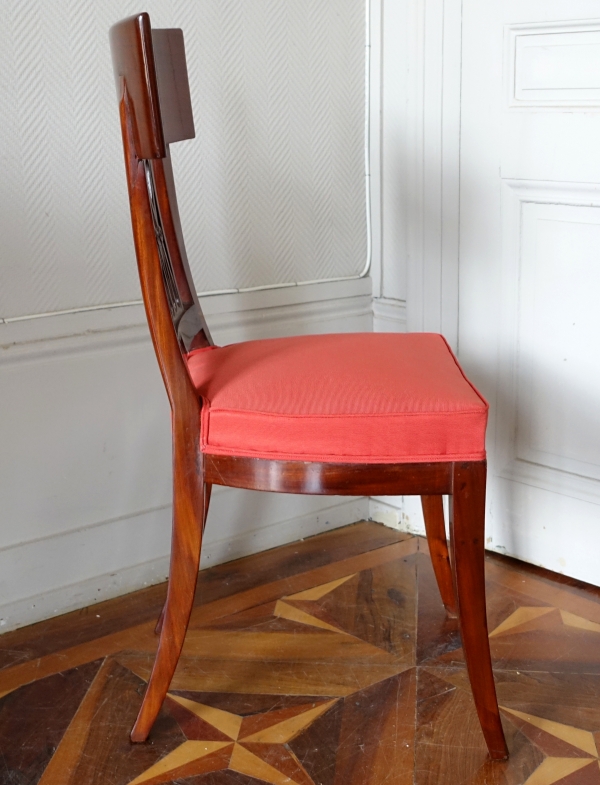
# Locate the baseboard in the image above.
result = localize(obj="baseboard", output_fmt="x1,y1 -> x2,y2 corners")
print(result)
202,495 -> 369,569
372,297 -> 407,332
0,495 -> 367,633
0,554 -> 171,635
369,495 -> 426,535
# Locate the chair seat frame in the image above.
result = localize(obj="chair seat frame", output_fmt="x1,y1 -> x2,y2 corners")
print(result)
110,13 -> 508,761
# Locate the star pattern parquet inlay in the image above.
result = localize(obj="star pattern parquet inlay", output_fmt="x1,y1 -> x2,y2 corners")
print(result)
2,521 -> 600,784
128,695 -> 338,785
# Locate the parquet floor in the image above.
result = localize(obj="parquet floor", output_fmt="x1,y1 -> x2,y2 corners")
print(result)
2,522 -> 600,784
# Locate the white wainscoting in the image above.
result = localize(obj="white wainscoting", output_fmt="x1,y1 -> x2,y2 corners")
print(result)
495,180 -> 600,508
389,0 -> 462,347
0,278 -> 371,632
506,19 -> 600,108
372,297 -> 407,333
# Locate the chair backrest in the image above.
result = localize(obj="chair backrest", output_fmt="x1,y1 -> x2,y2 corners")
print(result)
110,13 -> 212,388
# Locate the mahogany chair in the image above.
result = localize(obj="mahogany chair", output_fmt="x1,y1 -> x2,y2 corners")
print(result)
109,13 -> 508,760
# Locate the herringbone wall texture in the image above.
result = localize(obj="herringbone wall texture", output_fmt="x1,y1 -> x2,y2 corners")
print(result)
0,1 -> 367,320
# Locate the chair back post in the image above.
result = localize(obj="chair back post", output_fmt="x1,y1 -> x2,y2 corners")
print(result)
109,13 -> 212,416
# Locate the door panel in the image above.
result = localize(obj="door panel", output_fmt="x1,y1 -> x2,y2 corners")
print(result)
459,2 -> 600,583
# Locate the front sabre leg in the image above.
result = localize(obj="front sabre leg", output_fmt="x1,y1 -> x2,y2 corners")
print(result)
451,462 -> 508,761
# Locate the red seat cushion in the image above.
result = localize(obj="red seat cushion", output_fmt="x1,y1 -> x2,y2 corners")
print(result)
186,333 -> 488,464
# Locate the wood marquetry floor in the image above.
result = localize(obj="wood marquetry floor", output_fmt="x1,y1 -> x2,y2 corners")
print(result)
2,522 -> 600,785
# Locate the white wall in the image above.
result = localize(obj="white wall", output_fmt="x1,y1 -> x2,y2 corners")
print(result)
0,0 -> 375,632
0,0 -> 367,319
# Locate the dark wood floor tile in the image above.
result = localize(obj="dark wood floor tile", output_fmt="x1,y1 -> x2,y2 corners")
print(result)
492,643 -> 600,676
317,556 -> 417,660
0,522 -> 407,671
415,552 -> 461,665
502,711 -> 593,759
198,601 -> 277,629
280,599 -> 351,635
197,602 -> 305,633
288,697 -> 343,785
332,669 -> 416,785
178,628 -> 405,664
121,690 -> 343,784
239,743 -> 316,785
415,668 -> 542,785
429,666 -> 600,735
295,573 -> 357,630
484,581 -> 554,637
170,692 -> 337,717
487,550 -> 600,604
181,772 -> 271,785
431,604 -> 600,674
491,628 -> 600,675
52,658 -> 185,785
490,605 -> 560,639
416,668 -> 475,748
193,521 -> 410,607
189,552 -> 418,657
0,659 -> 101,785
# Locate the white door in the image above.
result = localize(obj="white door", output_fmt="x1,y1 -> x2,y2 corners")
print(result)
458,1 -> 600,584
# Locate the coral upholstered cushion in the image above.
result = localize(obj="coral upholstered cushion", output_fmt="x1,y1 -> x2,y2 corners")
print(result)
186,333 -> 488,464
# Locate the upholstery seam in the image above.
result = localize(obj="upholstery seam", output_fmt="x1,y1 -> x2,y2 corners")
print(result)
206,408 -> 487,418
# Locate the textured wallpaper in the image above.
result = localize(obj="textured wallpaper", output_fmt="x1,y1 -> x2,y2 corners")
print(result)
0,1 -> 367,319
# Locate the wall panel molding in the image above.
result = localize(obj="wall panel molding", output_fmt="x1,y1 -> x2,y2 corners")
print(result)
0,277 -> 372,361
505,19 -> 600,109
385,0 -> 462,348
496,179 -> 600,505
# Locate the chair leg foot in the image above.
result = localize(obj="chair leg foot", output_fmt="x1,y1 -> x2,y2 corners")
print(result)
421,495 -> 457,616
131,518 -> 202,741
451,462 -> 509,761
